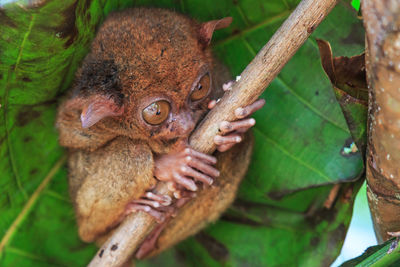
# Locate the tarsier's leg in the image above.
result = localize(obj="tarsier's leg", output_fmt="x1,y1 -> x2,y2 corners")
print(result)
68,137 -> 158,242
140,132 -> 254,258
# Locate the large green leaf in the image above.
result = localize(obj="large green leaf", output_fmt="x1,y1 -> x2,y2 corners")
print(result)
0,0 -> 365,266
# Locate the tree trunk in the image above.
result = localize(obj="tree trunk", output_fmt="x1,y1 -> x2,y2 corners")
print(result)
362,0 -> 400,242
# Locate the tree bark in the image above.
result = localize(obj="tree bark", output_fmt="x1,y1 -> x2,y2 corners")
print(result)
362,0 -> 400,242
88,0 -> 338,265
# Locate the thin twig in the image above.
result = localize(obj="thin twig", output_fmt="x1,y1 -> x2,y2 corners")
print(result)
88,0 -> 338,265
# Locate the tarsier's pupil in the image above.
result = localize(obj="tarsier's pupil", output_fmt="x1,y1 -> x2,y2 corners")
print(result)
190,73 -> 210,101
142,100 -> 170,125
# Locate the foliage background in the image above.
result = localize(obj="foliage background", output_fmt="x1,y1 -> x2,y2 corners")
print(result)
0,0 -> 365,266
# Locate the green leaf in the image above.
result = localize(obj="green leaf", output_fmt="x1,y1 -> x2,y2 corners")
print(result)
0,0 -> 365,266
341,238 -> 400,267
0,0 -> 105,265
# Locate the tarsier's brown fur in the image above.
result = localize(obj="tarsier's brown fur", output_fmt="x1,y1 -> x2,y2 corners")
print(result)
56,8 -> 253,258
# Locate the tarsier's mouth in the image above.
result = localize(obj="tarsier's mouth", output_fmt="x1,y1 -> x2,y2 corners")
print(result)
161,137 -> 181,147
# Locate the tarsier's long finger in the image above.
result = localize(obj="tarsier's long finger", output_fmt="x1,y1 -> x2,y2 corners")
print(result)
219,118 -> 255,134
173,172 -> 198,191
184,148 -> 217,164
180,166 -> 213,185
167,183 -> 195,199
222,81 -> 234,91
235,99 -> 266,119
167,181 -> 178,192
388,231 -> 400,237
214,134 -> 242,146
187,157 -> 220,178
216,143 -> 236,152
132,199 -> 163,209
145,192 -> 172,206
156,205 -> 176,216
125,204 -> 165,223
208,100 -> 217,109
173,190 -> 197,199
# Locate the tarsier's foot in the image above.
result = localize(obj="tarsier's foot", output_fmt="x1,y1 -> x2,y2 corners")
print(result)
125,191 -> 172,223
135,197 -> 191,259
154,147 -> 220,197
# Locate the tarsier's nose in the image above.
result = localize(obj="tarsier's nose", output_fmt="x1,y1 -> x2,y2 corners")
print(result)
173,111 -> 196,136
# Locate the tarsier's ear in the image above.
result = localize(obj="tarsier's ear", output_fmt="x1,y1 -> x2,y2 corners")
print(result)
199,17 -> 232,47
80,95 -> 124,128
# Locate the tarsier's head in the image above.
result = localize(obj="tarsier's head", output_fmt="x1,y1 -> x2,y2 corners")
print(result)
74,8 -> 231,151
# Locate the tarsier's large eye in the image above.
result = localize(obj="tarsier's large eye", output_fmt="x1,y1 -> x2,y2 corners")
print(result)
190,73 -> 211,101
142,100 -> 170,125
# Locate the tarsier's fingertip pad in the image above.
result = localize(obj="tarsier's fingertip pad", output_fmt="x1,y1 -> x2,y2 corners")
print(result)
235,107 -> 245,118
220,121 -> 231,131
214,135 -> 223,144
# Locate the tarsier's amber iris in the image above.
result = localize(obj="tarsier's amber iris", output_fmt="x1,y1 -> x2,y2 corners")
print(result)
142,100 -> 171,125
190,73 -> 210,101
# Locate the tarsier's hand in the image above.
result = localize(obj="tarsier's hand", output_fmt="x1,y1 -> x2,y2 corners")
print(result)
154,148 -> 220,198
209,81 -> 266,152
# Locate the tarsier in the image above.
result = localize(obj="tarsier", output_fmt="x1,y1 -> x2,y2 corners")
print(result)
56,8 -> 265,259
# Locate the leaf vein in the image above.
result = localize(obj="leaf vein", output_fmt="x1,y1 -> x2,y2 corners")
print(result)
240,31 -> 350,134
3,14 -> 37,199
214,9 -> 291,47
253,127 -> 332,183
275,76 -> 350,133
0,156 -> 66,255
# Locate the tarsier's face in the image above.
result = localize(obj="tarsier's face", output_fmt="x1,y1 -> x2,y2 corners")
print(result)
137,70 -> 212,143
76,9 -> 231,150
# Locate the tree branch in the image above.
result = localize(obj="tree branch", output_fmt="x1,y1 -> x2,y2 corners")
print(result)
88,0 -> 338,265
362,0 -> 400,243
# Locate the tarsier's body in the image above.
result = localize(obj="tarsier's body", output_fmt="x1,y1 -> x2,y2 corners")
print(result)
56,8 -> 264,259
